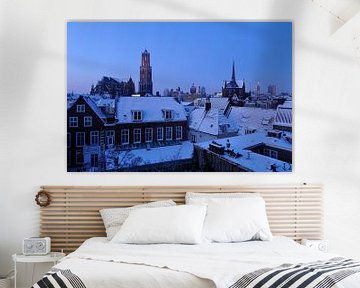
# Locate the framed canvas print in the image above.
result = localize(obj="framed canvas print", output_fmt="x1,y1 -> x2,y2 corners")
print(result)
67,21 -> 292,172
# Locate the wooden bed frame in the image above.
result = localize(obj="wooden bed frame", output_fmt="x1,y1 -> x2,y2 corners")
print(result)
39,184 -> 323,253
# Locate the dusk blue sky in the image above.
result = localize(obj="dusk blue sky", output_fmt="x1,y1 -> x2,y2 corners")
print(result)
67,22 -> 292,95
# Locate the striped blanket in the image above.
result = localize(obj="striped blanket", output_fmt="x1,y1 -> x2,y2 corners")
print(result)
230,258 -> 360,288
32,258 -> 360,288
32,268 -> 86,288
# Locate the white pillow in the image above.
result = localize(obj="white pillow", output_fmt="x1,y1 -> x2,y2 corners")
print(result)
100,200 -> 176,240
186,192 -> 259,205
111,205 -> 207,244
202,197 -> 272,243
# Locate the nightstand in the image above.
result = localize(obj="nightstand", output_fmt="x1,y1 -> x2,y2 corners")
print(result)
301,239 -> 328,252
12,252 -> 65,288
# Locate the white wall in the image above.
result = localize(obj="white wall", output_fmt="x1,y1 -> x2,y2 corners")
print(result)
1,0 -> 360,286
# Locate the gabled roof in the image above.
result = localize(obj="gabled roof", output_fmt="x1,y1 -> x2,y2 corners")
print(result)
116,96 -> 187,123
67,94 -> 79,109
189,107 -> 238,136
68,95 -> 108,120
83,96 -> 108,119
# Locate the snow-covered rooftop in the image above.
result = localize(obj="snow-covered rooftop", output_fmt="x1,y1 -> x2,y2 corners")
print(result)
116,96 -> 187,123
195,133 -> 292,172
181,101 -> 194,106
106,142 -> 194,169
228,107 -> 277,134
68,95 -> 108,119
93,97 -> 115,108
67,94 -> 79,109
198,97 -> 230,111
273,101 -> 292,127
189,107 -> 238,136
83,96 -> 108,119
279,99 -> 292,108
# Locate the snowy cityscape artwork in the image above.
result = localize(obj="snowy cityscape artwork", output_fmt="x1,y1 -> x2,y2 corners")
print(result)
67,22 -> 292,172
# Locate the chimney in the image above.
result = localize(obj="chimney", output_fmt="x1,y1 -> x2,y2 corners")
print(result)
205,97 -> 211,112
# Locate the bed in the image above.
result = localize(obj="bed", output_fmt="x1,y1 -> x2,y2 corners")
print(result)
33,185 -> 360,288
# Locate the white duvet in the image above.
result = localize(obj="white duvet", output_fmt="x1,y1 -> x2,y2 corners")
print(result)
54,237 -> 360,288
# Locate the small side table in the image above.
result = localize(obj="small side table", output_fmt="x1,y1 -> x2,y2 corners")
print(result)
12,252 -> 65,288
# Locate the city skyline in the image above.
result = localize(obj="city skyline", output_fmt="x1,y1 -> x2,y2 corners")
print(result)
67,22 -> 292,95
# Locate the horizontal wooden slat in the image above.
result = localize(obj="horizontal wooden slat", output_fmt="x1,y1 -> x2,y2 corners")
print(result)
39,184 -> 323,253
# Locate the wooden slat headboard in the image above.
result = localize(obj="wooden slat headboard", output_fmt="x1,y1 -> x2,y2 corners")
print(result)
39,184 -> 323,253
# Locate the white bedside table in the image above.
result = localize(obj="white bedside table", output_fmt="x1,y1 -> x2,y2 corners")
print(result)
12,252 -> 65,288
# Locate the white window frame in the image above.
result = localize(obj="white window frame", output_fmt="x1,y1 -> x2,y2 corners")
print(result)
106,130 -> 115,146
175,126 -> 182,140
157,127 -> 164,141
164,110 -> 173,120
270,150 -> 278,159
165,127 -> 172,140
84,116 -> 92,127
90,131 -> 99,146
121,129 -> 129,145
132,110 -> 142,121
69,117 -> 78,128
91,153 -> 99,168
76,132 -> 85,147
145,128 -> 153,143
133,128 -> 141,144
76,104 -> 85,113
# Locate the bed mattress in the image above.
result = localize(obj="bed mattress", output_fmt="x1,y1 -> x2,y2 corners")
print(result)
34,236 -> 360,288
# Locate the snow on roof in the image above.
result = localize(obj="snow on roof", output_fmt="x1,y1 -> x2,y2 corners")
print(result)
106,142 -> 194,169
181,101 -> 194,106
93,97 -> 115,108
199,97 -> 229,111
195,133 -> 292,172
274,104 -> 292,127
189,107 -> 238,136
116,96 -> 187,123
67,94 -> 79,109
279,99 -> 292,108
67,95 -> 108,119
83,96 -> 108,119
228,107 -> 277,135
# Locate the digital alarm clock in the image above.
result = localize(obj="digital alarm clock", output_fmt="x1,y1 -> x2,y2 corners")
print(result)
23,237 -> 51,255
301,239 -> 328,252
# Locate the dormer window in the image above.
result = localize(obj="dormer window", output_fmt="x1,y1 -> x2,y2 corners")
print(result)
163,109 -> 173,120
132,110 -> 142,121
220,124 -> 227,133
76,104 -> 85,113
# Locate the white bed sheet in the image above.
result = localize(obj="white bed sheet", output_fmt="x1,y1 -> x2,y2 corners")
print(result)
54,236 -> 360,288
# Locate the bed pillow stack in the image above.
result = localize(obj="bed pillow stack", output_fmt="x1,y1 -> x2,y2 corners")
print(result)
109,192 -> 272,245
100,200 -> 176,240
186,192 -> 272,243
111,205 -> 207,244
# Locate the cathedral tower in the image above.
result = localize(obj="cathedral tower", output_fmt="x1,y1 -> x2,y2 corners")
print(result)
139,49 -> 153,96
